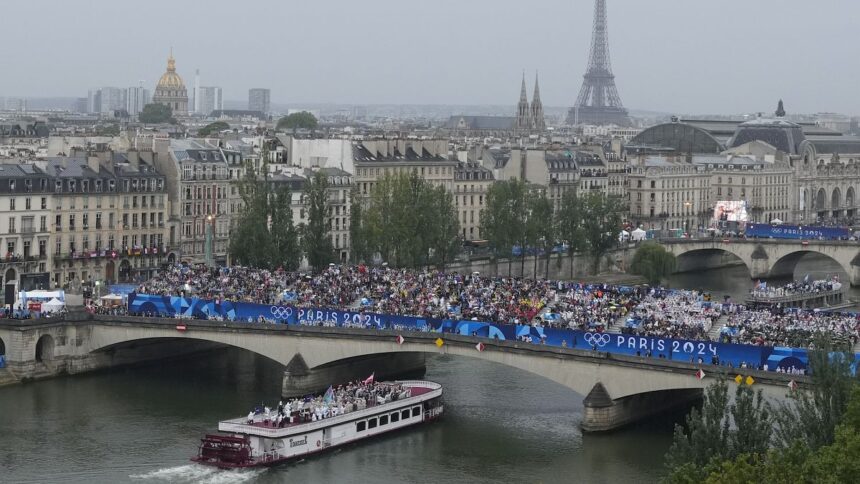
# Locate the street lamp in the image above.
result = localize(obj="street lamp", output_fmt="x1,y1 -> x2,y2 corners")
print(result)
684,202 -> 692,235
204,215 -> 214,268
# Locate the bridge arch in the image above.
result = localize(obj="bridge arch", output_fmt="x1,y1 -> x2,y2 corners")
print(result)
85,324 -> 716,401
769,250 -> 850,281
671,247 -> 749,275
35,334 -> 55,362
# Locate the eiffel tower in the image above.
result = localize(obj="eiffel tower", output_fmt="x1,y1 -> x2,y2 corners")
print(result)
566,0 -> 630,126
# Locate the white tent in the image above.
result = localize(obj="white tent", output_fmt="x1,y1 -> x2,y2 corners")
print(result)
770,218 -> 783,225
42,298 -> 65,313
618,230 -> 630,242
631,228 -> 647,241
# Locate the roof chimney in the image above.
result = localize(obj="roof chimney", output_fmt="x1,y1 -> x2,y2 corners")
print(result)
87,154 -> 100,173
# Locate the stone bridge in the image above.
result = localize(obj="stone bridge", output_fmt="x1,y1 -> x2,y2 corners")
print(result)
0,315 -> 801,432
661,239 -> 860,285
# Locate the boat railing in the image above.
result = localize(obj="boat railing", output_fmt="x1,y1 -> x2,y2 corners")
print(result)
219,381 -> 443,438
746,288 -> 843,303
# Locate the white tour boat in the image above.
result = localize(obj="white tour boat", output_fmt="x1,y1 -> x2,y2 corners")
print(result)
192,380 -> 443,468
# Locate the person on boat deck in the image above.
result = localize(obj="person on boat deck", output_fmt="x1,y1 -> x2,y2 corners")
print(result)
247,411 -> 255,424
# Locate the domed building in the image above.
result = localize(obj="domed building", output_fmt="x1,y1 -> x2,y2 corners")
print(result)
152,51 -> 188,115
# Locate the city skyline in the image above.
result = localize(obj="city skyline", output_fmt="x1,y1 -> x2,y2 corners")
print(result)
1,0 -> 859,115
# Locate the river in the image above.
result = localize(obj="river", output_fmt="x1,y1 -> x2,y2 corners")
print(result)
2,255 -> 841,484
0,349 -> 682,484
668,252 -> 860,309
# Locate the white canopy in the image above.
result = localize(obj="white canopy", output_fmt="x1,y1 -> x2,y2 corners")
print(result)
100,294 -> 123,301
631,228 -> 647,241
770,218 -> 783,225
42,298 -> 65,313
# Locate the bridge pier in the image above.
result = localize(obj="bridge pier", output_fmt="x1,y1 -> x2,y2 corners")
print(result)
281,352 -> 426,398
580,383 -> 703,432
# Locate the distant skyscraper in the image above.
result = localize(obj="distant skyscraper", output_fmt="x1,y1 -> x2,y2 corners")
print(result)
74,98 -> 88,114
100,87 -> 126,114
4,97 -> 26,112
193,69 -> 201,113
126,86 -> 151,116
197,86 -> 223,116
87,89 -> 102,114
248,88 -> 271,113
567,0 -> 630,126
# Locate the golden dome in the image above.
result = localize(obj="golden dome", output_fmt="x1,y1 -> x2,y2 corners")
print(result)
156,52 -> 185,89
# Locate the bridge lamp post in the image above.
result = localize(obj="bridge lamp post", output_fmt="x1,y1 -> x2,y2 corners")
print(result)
684,202 -> 691,235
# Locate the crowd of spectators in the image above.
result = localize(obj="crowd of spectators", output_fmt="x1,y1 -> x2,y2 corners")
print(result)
748,278 -> 842,300
133,263 -> 860,351
622,290 -> 719,341
721,308 -> 860,349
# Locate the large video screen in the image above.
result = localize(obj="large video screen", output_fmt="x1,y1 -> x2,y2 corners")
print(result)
713,200 -> 748,223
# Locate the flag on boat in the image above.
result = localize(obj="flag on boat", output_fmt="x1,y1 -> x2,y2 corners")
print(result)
323,385 -> 334,404
363,373 -> 375,385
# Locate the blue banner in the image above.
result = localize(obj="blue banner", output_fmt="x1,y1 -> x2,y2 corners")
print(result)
128,293 -> 825,373
745,223 -> 849,240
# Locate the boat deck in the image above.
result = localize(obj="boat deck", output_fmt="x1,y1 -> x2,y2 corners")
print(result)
228,383 -> 439,433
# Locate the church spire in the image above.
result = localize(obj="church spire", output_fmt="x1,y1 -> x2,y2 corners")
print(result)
530,72 -> 546,131
775,99 -> 786,117
516,70 -> 531,130
519,70 -> 528,104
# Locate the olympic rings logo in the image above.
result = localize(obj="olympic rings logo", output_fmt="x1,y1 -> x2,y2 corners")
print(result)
270,306 -> 293,319
584,332 -> 611,348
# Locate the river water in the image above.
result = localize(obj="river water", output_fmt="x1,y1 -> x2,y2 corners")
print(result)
0,349 -> 681,484
1,254 -> 843,484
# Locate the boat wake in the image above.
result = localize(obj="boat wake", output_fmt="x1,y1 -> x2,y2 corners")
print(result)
130,464 -> 265,484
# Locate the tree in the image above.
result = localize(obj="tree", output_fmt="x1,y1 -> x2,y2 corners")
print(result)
580,193 -> 625,274
277,111 -> 318,131
198,121 -> 230,136
698,386 -> 860,483
358,172 -> 459,269
630,242 -> 677,285
301,172 -> 335,271
139,103 -> 173,124
481,179 -> 528,276
526,191 -> 554,278
228,160 -> 275,268
773,336 -> 858,450
427,185 -> 460,270
665,379 -> 732,482
228,149 -> 300,270
348,186 -> 369,263
556,193 -> 586,278
269,183 -> 300,271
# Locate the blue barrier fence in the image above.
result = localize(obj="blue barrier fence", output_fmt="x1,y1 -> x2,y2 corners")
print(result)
128,293 -> 843,373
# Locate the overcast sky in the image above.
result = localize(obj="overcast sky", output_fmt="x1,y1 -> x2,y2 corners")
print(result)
2,0 -> 859,115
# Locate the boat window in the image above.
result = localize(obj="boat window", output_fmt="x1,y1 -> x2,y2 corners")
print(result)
380,415 -> 389,425
412,407 -> 421,417
391,412 -> 400,423
356,421 -> 366,432
368,418 -> 378,429
401,410 -> 410,420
